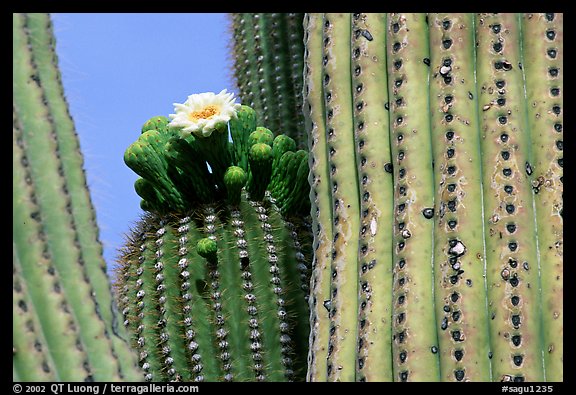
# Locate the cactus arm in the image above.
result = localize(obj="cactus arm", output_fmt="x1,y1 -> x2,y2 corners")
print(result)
519,13 -> 563,382
254,14 -> 281,134
115,226 -> 163,382
350,13 -> 395,382
24,14 -> 134,355
386,13 -> 440,382
321,13 -> 360,382
303,12 -> 333,382
13,13 -> 141,381
475,13 -> 544,382
427,13 -> 493,381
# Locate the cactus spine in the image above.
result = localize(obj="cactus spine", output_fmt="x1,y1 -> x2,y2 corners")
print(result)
13,13 -> 141,381
117,99 -> 312,381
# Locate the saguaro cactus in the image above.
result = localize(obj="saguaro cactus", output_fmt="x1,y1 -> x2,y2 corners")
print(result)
115,94 -> 312,381
13,13 -> 141,381
301,12 -> 562,382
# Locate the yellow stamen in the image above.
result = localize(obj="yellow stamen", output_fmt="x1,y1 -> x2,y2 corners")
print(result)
188,105 -> 220,122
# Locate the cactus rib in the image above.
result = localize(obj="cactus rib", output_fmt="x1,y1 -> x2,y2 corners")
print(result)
386,13 -> 440,382
321,13 -> 360,382
475,12 -> 544,382
519,12 -> 563,382
303,12 -> 333,382
351,12 -> 395,382
428,13 -> 492,382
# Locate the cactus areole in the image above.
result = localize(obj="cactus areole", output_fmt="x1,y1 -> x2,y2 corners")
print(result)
116,91 -> 312,382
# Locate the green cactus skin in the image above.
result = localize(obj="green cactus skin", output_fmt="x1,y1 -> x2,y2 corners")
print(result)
351,13 -> 395,382
303,13 -> 333,382
519,13 -> 563,382
13,13 -> 141,381
385,13 -> 441,382
229,13 -> 307,149
428,13 -> 492,382
475,13 -> 545,382
118,97 -> 312,381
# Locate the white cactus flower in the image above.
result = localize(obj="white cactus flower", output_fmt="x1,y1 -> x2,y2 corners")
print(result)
168,89 -> 241,137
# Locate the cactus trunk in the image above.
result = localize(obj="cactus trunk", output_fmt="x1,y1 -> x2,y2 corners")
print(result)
298,12 -> 561,382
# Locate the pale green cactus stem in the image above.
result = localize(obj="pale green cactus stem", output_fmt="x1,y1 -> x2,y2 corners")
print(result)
475,12 -> 544,382
519,12 -> 563,382
351,13 -> 395,382
427,13 -> 492,381
303,12 -> 333,382
386,13 -> 440,382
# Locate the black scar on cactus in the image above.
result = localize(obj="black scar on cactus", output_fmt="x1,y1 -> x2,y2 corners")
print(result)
117,91 -> 312,382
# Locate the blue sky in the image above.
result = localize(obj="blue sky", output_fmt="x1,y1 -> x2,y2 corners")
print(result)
51,13 -> 236,271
